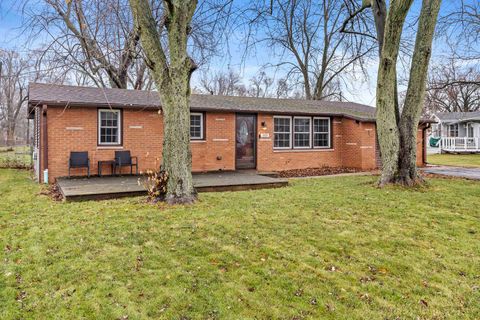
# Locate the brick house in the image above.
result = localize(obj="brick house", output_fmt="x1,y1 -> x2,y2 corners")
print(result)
28,83 -> 430,183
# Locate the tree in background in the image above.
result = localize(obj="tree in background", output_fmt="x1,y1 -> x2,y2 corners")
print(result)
24,0 -> 145,89
439,0 -> 480,63
0,50 -> 29,146
23,0 -> 232,90
248,71 -> 274,98
244,0 -> 374,101
426,61 -> 480,114
199,69 -> 246,96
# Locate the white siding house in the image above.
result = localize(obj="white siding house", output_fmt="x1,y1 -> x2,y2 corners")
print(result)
432,112 -> 480,153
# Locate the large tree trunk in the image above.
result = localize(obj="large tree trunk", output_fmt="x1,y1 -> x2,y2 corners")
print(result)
375,0 -> 441,186
375,0 -> 413,186
130,0 -> 197,204
396,0 -> 441,186
6,123 -> 16,146
159,81 -> 196,204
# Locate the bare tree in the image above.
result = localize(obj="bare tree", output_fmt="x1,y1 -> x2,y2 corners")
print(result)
0,50 -> 29,146
275,77 -> 293,98
439,0 -> 480,62
244,0 -> 373,100
196,68 -> 303,99
23,0 -> 146,89
23,0 -> 233,90
426,61 -> 480,113
344,0 -> 441,186
248,70 -> 273,98
198,69 -> 246,96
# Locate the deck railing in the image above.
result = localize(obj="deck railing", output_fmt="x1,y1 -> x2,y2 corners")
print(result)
440,137 -> 480,152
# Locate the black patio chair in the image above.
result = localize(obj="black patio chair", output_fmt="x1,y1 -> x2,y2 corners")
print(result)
114,150 -> 138,175
69,151 -> 90,178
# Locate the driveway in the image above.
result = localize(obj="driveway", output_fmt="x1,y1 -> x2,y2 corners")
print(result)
422,166 -> 480,180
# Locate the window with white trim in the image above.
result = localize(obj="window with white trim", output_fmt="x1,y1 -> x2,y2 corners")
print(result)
190,112 -> 204,140
293,117 -> 311,148
273,115 -> 331,150
98,109 -> 121,145
313,117 -> 330,148
273,116 -> 291,148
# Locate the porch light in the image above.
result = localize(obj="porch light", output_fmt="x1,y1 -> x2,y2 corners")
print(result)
261,121 -> 267,130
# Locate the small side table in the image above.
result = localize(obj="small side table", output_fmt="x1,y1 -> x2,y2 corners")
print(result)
98,160 -> 115,177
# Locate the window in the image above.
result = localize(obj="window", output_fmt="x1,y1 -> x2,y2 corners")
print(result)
313,117 -> 330,148
98,109 -> 121,145
274,116 -> 291,148
448,124 -> 459,137
190,112 -> 204,140
273,115 -> 332,150
293,117 -> 311,148
467,123 -> 474,138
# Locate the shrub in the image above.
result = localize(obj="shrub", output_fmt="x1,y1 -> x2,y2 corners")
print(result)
0,147 -> 14,153
140,170 -> 168,202
0,157 -> 32,170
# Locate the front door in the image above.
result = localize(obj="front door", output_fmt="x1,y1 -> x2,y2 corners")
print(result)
236,114 -> 256,169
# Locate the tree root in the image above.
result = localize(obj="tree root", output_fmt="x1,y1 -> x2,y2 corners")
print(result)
164,192 -> 198,205
378,173 -> 427,188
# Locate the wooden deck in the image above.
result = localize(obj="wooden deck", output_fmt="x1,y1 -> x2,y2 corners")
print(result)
56,171 -> 288,201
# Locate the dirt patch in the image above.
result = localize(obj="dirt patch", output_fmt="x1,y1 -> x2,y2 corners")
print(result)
276,167 -> 366,178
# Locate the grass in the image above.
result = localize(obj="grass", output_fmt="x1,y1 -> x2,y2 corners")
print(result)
1,169 -> 480,319
0,146 -> 32,169
428,153 -> 480,168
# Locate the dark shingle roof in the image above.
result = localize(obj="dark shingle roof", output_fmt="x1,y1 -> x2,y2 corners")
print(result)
28,82 -> 376,121
436,112 -> 480,122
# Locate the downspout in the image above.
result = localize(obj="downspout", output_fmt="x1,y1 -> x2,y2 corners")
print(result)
422,123 -> 431,166
42,104 -> 48,183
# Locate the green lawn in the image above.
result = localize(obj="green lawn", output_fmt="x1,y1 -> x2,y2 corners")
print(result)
428,153 -> 480,168
0,146 -> 32,169
1,169 -> 479,319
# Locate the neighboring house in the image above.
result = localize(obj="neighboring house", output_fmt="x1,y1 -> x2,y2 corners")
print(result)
432,112 -> 480,153
28,83 -> 430,183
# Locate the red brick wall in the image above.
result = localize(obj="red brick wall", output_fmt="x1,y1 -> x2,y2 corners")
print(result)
41,106 -> 427,183
191,112 -> 236,172
43,106 -> 236,182
417,127 -> 426,167
256,115 -> 377,172
46,107 -> 164,183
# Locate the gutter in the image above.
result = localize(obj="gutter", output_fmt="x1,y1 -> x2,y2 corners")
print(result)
42,105 -> 48,182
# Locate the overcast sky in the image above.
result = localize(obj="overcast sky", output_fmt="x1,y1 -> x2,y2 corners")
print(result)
0,0 -> 476,107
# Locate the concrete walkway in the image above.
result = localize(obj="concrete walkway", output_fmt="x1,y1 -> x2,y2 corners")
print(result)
422,166 -> 480,180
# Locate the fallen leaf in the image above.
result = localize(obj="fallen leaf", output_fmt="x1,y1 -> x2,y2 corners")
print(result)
420,299 -> 428,307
